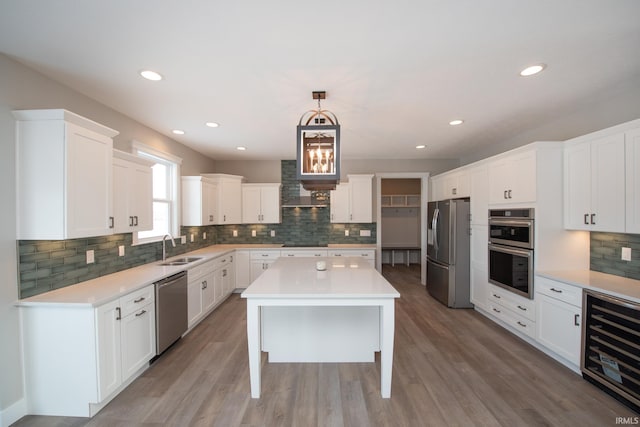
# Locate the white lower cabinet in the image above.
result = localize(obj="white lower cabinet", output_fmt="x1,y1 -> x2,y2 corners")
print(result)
486,284 -> 536,339
22,284 -> 155,417
250,250 -> 281,282
535,276 -> 582,368
234,250 -> 251,289
187,254 -> 235,330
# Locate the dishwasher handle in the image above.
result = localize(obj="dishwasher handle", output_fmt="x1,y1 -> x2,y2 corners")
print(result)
155,271 -> 187,289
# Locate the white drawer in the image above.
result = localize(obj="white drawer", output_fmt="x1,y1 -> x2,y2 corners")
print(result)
281,250 -> 328,258
250,250 -> 281,260
188,259 -> 216,280
535,276 -> 582,308
488,301 -> 536,339
328,249 -> 375,258
212,253 -> 232,270
121,284 -> 154,317
488,285 -> 535,322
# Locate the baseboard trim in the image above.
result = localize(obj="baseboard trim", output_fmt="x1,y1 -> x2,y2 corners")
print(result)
0,398 -> 27,427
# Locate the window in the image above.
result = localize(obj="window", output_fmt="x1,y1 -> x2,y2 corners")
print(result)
131,141 -> 182,245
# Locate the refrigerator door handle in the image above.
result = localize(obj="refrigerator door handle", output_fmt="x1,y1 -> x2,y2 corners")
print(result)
427,256 -> 450,269
432,208 -> 440,251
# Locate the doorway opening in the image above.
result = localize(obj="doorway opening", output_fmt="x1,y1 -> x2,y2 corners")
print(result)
375,173 -> 429,285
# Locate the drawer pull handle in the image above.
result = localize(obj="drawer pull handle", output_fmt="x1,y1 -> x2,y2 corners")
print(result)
262,254 -> 269,257
134,297 -> 145,303
550,288 -> 563,293
135,310 -> 147,317
517,305 -> 527,311
288,254 -> 295,257
493,294 -> 501,299
492,308 -> 501,313
574,314 -> 580,326
517,321 -> 526,328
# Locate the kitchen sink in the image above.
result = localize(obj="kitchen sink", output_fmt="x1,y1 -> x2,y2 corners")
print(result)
158,256 -> 203,266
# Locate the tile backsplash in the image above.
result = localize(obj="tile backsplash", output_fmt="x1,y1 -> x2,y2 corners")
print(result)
590,232 -> 640,280
17,160 -> 376,298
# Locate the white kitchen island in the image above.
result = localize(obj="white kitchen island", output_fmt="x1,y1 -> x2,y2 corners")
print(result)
241,256 -> 400,398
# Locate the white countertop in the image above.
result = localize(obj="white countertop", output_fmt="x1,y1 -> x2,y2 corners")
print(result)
16,243 -> 378,307
537,270 -> 640,303
241,257 -> 399,299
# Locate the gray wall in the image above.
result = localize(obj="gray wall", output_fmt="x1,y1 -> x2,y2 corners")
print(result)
215,158 -> 460,183
460,74 -> 640,165
0,54 -> 217,418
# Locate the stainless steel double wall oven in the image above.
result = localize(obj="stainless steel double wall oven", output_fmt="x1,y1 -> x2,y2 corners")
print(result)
488,208 -> 535,299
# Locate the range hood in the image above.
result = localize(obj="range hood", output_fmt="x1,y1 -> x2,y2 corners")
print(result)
282,184 -> 328,208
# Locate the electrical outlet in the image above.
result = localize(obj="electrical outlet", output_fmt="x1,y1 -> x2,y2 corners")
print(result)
86,249 -> 95,264
252,230 -> 257,237
622,247 -> 632,261
118,245 -> 125,257
270,230 -> 276,237
203,232 -> 207,240
344,230 -> 349,237
190,234 -> 195,242
360,230 -> 371,237
181,235 -> 186,244
233,230 -> 238,237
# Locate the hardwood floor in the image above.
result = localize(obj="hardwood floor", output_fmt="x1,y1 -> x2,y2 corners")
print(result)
14,264 -> 636,426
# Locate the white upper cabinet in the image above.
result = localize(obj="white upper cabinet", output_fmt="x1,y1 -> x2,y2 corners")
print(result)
564,133 -> 625,231
488,150 -> 536,205
182,176 -> 218,226
469,165 -> 489,225
112,151 -> 153,233
330,174 -> 373,223
14,109 -> 118,239
242,183 -> 281,224
626,127 -> 640,233
201,174 -> 243,225
431,170 -> 470,201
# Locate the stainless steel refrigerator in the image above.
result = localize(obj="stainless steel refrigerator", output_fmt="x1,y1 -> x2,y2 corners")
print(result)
426,199 -> 472,308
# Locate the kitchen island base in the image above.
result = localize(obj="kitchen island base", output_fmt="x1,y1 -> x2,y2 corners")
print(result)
242,257 -> 400,399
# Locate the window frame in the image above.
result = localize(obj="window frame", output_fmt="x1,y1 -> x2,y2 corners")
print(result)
130,140 -> 182,245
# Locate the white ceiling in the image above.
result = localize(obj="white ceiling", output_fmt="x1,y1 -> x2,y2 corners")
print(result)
1,1 -> 640,161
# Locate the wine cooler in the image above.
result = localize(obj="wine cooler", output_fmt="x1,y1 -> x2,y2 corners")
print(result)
582,289 -> 640,413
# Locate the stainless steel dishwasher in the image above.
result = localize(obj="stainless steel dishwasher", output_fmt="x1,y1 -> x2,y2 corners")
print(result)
154,271 -> 188,355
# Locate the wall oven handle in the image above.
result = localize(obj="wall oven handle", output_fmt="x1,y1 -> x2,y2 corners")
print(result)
488,219 -> 534,227
488,243 -> 532,258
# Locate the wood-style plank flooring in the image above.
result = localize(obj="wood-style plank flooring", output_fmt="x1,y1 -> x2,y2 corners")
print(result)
14,265 -> 637,426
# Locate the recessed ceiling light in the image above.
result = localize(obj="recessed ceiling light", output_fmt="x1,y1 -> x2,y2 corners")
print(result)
415,145 -> 426,149
140,70 -> 163,81
449,119 -> 464,126
205,122 -> 219,128
236,146 -> 246,151
520,64 -> 546,77
172,129 -> 185,135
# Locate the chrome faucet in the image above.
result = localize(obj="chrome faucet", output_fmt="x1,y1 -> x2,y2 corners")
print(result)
162,234 -> 176,261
